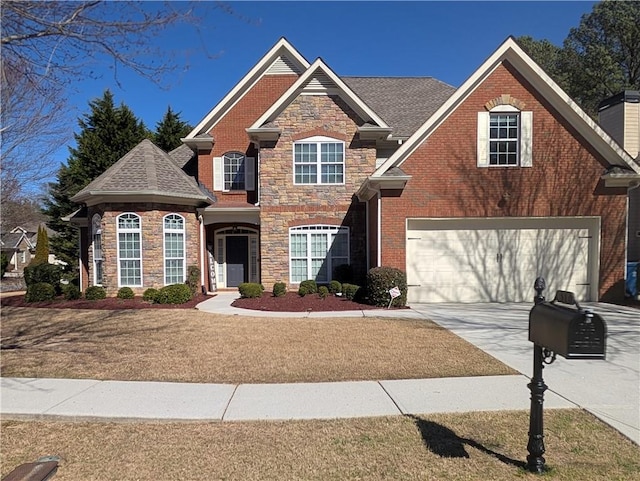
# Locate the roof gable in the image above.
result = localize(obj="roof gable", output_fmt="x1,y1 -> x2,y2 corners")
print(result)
71,139 -> 212,206
375,36 -> 640,178
185,38 -> 310,141
248,58 -> 390,134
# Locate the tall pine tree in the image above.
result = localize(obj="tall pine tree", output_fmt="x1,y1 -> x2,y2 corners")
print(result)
154,106 -> 192,152
43,90 -> 149,271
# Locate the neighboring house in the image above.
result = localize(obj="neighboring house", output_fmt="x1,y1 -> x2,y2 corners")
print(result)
67,37 -> 640,302
0,227 -> 35,275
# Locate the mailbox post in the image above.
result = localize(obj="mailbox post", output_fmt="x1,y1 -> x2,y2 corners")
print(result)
526,277 -> 607,474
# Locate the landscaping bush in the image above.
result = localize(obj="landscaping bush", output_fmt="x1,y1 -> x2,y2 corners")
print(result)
342,283 -> 361,301
272,282 -> 287,297
366,266 -> 407,307
1,252 -> 8,278
157,284 -> 193,304
143,288 -> 160,303
117,287 -> 135,299
299,279 -> 318,294
238,282 -> 264,299
329,280 -> 342,295
85,285 -> 107,300
318,285 -> 329,299
25,282 -> 56,302
63,284 -> 81,300
186,265 -> 200,295
298,285 -> 310,297
23,263 -> 62,293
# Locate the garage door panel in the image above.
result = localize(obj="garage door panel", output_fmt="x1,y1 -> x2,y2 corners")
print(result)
407,220 -> 596,303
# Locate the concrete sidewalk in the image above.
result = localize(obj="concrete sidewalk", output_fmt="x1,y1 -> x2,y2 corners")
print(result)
0,375 -> 574,422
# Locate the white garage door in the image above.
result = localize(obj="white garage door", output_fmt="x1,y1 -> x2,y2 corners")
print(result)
406,218 -> 598,303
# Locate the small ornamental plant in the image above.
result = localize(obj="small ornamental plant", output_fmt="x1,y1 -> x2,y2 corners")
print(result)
318,286 -> 329,299
117,287 -> 135,299
272,282 -> 287,297
85,286 -> 107,300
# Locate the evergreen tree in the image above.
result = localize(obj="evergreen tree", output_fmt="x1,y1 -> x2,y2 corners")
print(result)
154,106 -> 192,152
43,90 -> 149,270
30,226 -> 50,266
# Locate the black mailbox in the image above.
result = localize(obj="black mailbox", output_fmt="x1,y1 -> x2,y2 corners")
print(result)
529,290 -> 606,359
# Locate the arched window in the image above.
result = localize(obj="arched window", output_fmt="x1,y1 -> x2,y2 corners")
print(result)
117,213 -> 142,286
91,214 -> 103,285
164,214 -> 185,285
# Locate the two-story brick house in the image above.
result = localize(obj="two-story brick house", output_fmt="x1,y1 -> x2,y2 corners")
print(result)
69,37 -> 640,302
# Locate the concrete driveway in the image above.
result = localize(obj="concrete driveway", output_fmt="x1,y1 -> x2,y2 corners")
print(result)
410,302 -> 640,445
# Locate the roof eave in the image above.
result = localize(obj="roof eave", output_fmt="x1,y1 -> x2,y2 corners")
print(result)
602,173 -> 640,188
72,191 -> 212,207
246,128 -> 281,142
181,137 -> 214,150
358,126 -> 394,141
356,175 -> 412,201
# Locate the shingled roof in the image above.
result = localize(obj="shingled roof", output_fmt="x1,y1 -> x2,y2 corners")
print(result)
343,77 -> 456,138
71,139 -> 212,205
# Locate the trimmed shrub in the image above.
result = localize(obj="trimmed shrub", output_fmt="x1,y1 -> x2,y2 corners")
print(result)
318,285 -> 329,299
329,280 -> 342,295
333,264 -> 353,284
23,263 -> 62,292
272,282 -> 287,297
157,283 -> 193,304
85,285 -> 107,300
25,282 -> 56,302
1,252 -> 8,278
298,285 -> 310,297
30,226 -> 50,267
143,288 -> 160,303
342,283 -> 361,301
117,287 -> 135,299
238,282 -> 264,299
299,279 -> 318,294
186,265 -> 200,295
366,266 -> 408,307
63,284 -> 81,300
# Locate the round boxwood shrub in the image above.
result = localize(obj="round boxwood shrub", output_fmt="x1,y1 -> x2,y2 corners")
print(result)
117,287 -> 135,299
342,283 -> 361,301
63,284 -> 81,300
25,282 -> 56,302
366,266 -> 407,307
299,279 -> 318,294
85,285 -> 107,300
143,288 -> 160,303
157,283 -> 193,304
238,282 -> 264,299
329,280 -> 342,295
298,285 -> 310,297
272,282 -> 287,297
318,285 -> 329,299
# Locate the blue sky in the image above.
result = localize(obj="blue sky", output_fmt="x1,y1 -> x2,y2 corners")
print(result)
62,1 -> 597,157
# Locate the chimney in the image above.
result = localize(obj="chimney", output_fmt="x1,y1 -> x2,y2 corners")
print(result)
598,90 -> 640,159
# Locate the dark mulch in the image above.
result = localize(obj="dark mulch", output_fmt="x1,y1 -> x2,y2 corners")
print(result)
231,292 -> 397,312
0,293 -> 210,310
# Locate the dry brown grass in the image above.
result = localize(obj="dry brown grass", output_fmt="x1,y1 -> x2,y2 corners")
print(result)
0,307 -> 515,383
2,410 -> 638,480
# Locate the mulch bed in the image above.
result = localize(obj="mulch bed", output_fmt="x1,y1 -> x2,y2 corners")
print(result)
0,293 -> 210,310
231,292 -> 396,312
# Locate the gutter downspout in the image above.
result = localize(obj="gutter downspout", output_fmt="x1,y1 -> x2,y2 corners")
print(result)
377,190 -> 382,267
78,229 -> 83,292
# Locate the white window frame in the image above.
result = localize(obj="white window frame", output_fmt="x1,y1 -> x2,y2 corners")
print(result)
293,136 -> 345,185
163,214 -> 186,285
289,225 -> 350,283
478,106 -> 532,168
91,214 -> 103,286
117,213 -> 142,287
213,154 -> 255,192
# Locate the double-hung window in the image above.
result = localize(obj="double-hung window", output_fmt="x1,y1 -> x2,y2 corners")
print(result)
213,153 -> 255,191
289,226 -> 349,283
117,213 -> 142,286
92,214 -> 103,285
478,106 -> 532,167
294,136 -> 344,185
164,214 -> 185,285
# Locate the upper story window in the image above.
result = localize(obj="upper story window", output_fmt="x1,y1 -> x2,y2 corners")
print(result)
478,103 -> 532,168
117,213 -> 142,287
293,136 -> 344,185
213,153 -> 255,192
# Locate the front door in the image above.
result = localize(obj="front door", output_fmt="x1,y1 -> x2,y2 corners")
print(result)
226,236 -> 248,287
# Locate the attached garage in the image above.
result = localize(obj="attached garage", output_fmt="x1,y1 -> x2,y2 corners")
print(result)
406,217 -> 599,303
